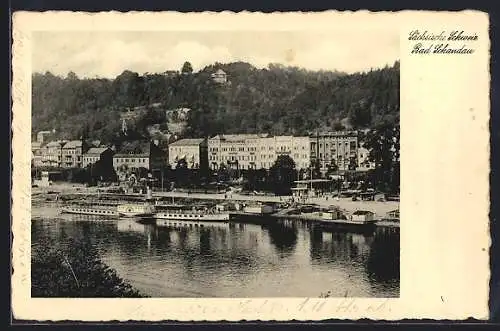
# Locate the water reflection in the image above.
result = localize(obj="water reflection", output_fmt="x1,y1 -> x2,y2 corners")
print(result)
264,221 -> 298,255
366,228 -> 400,285
32,213 -> 399,298
309,228 -> 373,264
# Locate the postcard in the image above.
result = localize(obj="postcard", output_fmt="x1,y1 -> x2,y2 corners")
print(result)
11,10 -> 490,321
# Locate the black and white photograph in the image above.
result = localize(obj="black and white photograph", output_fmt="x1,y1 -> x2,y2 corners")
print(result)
29,29 -> 400,299
11,9 -> 493,322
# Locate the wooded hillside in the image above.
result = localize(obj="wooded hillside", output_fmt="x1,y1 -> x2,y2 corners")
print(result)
32,61 -> 399,143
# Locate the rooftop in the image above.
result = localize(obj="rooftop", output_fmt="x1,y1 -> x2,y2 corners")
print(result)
311,131 -> 358,137
62,140 -> 83,149
45,140 -> 67,147
169,138 -> 205,146
114,141 -> 152,156
213,69 -> 226,75
85,147 -> 111,155
210,134 -> 269,141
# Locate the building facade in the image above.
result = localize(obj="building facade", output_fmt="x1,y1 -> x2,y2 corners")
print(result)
268,135 -> 310,170
168,138 -> 208,170
112,141 -> 166,178
36,130 -> 54,144
208,134 -> 311,171
310,131 -> 359,172
40,140 -> 67,167
83,147 -> 114,169
31,141 -> 44,167
61,140 -> 85,168
208,134 -> 264,170
357,146 -> 376,172
211,69 -> 227,84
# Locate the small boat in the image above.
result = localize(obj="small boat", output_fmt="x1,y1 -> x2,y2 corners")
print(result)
318,210 -> 377,227
349,210 -> 377,224
384,209 -> 400,222
61,206 -> 118,217
242,204 -> 274,215
117,202 -> 156,218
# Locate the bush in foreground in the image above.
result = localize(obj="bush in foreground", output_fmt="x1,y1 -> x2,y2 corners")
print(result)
31,238 -> 147,297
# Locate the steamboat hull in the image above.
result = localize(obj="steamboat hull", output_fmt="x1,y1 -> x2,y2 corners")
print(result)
61,207 -> 118,217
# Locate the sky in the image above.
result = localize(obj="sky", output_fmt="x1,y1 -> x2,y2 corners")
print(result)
32,30 -> 400,78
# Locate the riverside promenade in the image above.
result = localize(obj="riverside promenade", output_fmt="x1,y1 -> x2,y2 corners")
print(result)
154,191 -> 399,219
33,183 -> 399,220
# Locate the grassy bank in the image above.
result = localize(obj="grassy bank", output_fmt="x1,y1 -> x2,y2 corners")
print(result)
31,238 -> 147,298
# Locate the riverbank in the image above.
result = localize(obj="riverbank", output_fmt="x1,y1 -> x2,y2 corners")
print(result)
154,191 -> 399,219
31,236 -> 147,298
33,182 -> 399,220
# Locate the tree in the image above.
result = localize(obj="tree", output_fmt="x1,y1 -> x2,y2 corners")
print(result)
243,168 -> 258,191
66,71 -> 79,81
32,238 -> 146,297
269,155 -> 296,195
32,61 -> 399,144
89,159 -> 117,183
364,122 -> 400,193
348,156 -> 358,171
172,159 -> 189,187
310,160 -> 322,179
325,161 -> 338,178
135,167 -> 149,180
181,62 -> 193,75
217,163 -> 230,183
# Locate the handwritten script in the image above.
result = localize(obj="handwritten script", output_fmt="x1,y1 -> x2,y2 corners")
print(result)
128,298 -> 392,320
408,30 -> 478,55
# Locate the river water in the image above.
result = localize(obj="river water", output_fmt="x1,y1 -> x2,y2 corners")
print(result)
31,203 -> 399,298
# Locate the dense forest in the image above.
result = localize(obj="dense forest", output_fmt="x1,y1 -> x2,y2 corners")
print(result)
32,60 -> 400,143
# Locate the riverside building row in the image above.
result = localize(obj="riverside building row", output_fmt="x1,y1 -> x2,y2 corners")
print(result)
32,131 -> 375,175
31,139 -> 167,175
170,131 -> 375,173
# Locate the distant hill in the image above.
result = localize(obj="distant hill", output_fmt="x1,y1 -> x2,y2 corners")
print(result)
32,60 -> 399,142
